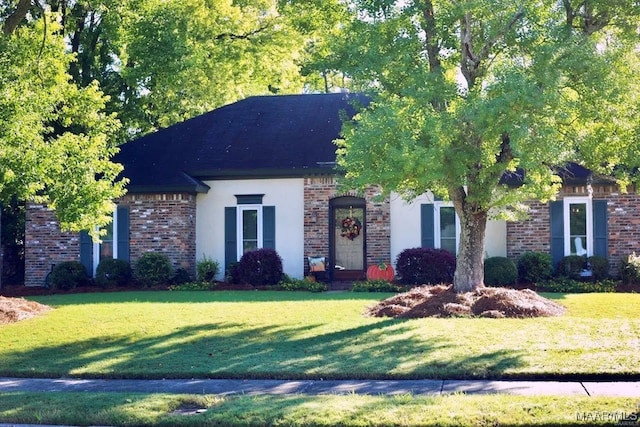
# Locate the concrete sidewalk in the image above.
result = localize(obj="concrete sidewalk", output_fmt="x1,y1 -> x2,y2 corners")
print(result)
1,377 -> 640,397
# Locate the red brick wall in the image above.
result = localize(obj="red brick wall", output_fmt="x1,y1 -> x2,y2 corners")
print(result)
303,176 -> 391,274
24,205 -> 80,286
24,193 -> 197,286
507,184 -> 639,275
126,193 -> 197,274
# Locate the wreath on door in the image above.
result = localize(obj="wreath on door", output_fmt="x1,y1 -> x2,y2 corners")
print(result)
340,216 -> 362,240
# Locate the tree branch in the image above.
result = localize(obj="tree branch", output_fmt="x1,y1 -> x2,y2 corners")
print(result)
2,0 -> 34,35
420,0 -> 442,74
214,25 -> 269,41
460,5 -> 525,88
496,132 -> 515,165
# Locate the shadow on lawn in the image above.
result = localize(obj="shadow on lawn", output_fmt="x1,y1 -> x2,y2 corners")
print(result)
0,317 -> 524,380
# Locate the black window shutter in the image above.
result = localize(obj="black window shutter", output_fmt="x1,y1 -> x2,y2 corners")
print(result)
224,207 -> 237,270
116,206 -> 130,262
550,201 -> 564,269
421,204 -> 435,248
593,200 -> 608,258
79,231 -> 93,275
262,206 -> 276,249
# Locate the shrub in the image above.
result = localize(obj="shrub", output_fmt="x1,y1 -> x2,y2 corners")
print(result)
395,247 -> 456,285
588,256 -> 609,281
484,257 -> 517,287
537,278 -> 617,293
133,252 -> 173,287
225,261 -> 241,284
279,277 -> 327,292
236,248 -> 284,287
197,256 -> 219,283
171,267 -> 192,285
168,281 -> 217,291
95,258 -> 132,288
50,261 -> 89,290
620,252 -> 640,285
517,252 -> 552,284
556,255 -> 588,279
351,280 -> 403,293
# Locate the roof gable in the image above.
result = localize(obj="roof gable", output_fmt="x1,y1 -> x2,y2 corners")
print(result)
115,93 -> 368,193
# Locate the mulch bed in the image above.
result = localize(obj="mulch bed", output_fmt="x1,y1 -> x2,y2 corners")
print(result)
366,284 -> 567,318
0,296 -> 52,324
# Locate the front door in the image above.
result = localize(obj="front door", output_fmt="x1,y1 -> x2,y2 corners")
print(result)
330,197 -> 366,281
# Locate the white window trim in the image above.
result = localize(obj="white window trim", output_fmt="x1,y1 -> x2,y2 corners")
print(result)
236,205 -> 263,258
563,196 -> 593,257
434,202 -> 460,254
92,206 -> 118,275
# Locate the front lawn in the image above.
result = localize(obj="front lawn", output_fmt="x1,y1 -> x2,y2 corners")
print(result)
0,291 -> 638,380
0,392 -> 637,426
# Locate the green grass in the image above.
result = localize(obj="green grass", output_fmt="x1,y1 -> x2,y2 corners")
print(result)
0,392 -> 638,426
0,291 -> 639,379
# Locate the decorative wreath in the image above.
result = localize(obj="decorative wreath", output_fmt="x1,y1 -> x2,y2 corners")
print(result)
340,216 -> 362,240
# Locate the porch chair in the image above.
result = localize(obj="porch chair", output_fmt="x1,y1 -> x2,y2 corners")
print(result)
307,256 -> 329,283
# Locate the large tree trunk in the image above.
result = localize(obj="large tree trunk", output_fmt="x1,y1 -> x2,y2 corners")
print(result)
453,210 -> 488,292
450,187 -> 488,293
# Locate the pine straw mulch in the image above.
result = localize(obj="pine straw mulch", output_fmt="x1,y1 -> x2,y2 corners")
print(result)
0,296 -> 52,324
366,284 -> 566,318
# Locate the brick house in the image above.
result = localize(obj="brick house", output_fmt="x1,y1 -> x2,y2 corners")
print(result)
23,93 -> 635,286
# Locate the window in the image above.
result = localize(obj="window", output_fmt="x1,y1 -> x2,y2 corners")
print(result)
421,202 -> 460,254
98,212 -> 116,261
238,205 -> 262,255
563,197 -> 592,257
224,203 -> 275,270
550,198 -> 607,269
437,205 -> 458,254
80,205 -> 129,276
93,209 -> 119,273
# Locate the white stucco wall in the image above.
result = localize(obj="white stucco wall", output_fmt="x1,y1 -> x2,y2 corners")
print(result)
389,192 -> 507,267
196,178 -> 305,280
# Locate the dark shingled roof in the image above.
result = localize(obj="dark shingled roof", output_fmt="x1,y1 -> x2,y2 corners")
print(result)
114,92 -> 368,193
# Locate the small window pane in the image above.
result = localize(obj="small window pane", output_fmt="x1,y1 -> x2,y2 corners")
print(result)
99,221 -> 114,261
440,207 -> 456,238
243,210 -> 258,239
242,209 -> 258,253
440,206 -> 456,254
569,203 -> 587,255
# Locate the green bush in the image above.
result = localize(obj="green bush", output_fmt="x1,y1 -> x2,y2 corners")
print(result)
484,257 -> 518,287
50,261 -> 89,290
517,252 -> 552,283
351,280 -> 403,293
197,256 -> 219,283
588,256 -> 609,281
537,278 -> 617,293
278,277 -> 327,292
235,248 -> 283,286
133,252 -> 173,287
620,253 -> 640,285
95,258 -> 132,288
557,255 -> 588,279
168,281 -> 217,291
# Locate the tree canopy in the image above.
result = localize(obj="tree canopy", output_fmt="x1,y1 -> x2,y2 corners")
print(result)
0,0 -> 343,238
5,0 -> 347,138
322,0 -> 640,291
0,12 -> 125,236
